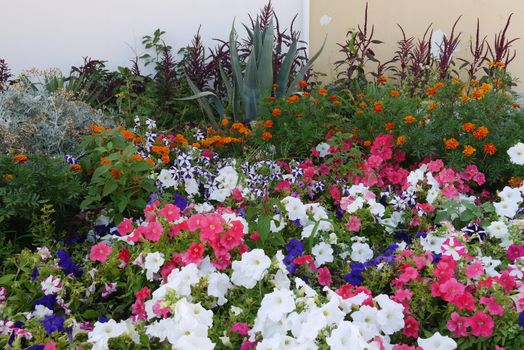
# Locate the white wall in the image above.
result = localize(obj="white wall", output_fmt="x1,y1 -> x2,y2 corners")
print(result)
1,0 -> 306,76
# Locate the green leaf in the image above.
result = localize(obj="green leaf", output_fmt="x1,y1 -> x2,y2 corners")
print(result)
287,35 -> 327,97
0,274 -> 15,285
257,215 -> 271,244
103,181 -> 119,197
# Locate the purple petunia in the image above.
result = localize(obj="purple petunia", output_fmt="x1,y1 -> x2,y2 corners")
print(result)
57,250 -> 83,278
41,314 -> 65,335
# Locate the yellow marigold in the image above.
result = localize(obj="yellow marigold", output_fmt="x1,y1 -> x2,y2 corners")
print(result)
271,108 -> 282,117
444,138 -> 459,150
287,95 -> 300,103
319,88 -> 328,96
13,154 -> 28,164
427,101 -> 437,111
463,145 -> 476,156
480,83 -> 492,93
462,122 -> 476,132
473,126 -> 489,140
373,101 -> 383,113
385,122 -> 395,131
390,90 -> 400,97
262,132 -> 272,140
460,92 -> 471,102
396,135 -> 407,146
483,143 -> 497,155
403,115 -> 416,124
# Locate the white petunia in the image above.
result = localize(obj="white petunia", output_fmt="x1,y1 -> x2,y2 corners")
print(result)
486,221 -> 509,240
351,305 -> 380,340
259,288 -> 296,322
144,252 -> 164,281
231,249 -> 271,289
207,272 -> 231,306
494,200 -> 520,218
312,242 -> 334,266
157,169 -> 177,189
507,142 -> 524,165
315,142 -> 331,157
420,234 -> 446,254
88,320 -> 129,350
41,275 -> 61,295
326,321 -> 370,350
417,331 -> 457,350
350,242 -> 373,263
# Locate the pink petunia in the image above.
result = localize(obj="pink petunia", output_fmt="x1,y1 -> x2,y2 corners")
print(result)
143,221 -> 164,242
403,315 -> 420,338
183,242 -> 206,265
465,261 -> 484,279
427,159 -> 444,173
117,218 -> 134,236
231,322 -> 250,335
469,311 -> 494,337
317,267 -> 332,287
446,311 -> 470,337
90,242 -> 112,263
160,204 -> 181,222
346,215 -> 361,232
480,296 -> 505,316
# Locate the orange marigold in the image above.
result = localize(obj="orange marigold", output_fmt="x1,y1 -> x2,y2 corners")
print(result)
287,95 -> 300,103
262,132 -> 272,140
161,155 -> 170,163
110,167 -> 121,179
146,158 -> 155,167
434,82 -> 445,89
100,157 -> 112,165
263,120 -> 273,128
427,101 -> 437,111
329,95 -> 338,102
483,143 -> 497,155
298,80 -> 309,88
88,125 -> 104,133
396,135 -> 407,146
472,89 -> 485,100
69,164 -> 82,172
377,75 -> 388,84
303,91 -> 311,98
3,174 -> 13,181
509,176 -> 522,188
373,101 -> 384,113
444,138 -> 459,149
463,145 -> 476,156
356,110 -> 364,115
319,88 -> 328,96
120,129 -> 136,140
359,102 -> 367,109
221,118 -> 230,126
390,90 -> 400,97
231,122 -> 244,130
426,87 -> 437,96
13,154 -> 28,164
480,83 -> 492,93
363,140 -> 372,147
130,154 -> 143,162
473,126 -> 489,140
403,115 -> 416,124
462,122 -> 476,132
356,93 -> 365,99
385,122 -> 395,131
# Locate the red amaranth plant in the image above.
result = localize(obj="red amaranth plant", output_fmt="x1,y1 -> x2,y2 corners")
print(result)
437,16 -> 462,80
458,19 -> 488,81
487,13 -> 519,71
391,25 -> 415,86
408,24 -> 433,94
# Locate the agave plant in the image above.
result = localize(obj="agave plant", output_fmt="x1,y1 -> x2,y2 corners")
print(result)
178,20 -> 325,124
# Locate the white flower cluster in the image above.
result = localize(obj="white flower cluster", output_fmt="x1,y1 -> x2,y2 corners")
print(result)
281,196 -> 333,239
88,320 -> 139,350
209,165 -> 239,202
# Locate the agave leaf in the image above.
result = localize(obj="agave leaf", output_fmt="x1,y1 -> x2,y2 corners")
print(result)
253,20 -> 262,62
176,75 -> 220,129
287,35 -> 327,96
276,39 -> 298,98
219,64 -> 233,103
229,22 -> 243,92
258,21 -> 274,97
242,50 -> 260,122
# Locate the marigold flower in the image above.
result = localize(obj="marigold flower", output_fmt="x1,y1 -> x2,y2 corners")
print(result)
385,122 -> 395,131
100,157 -> 112,165
298,80 -> 309,88
303,91 -> 311,98
473,126 -> 489,140
130,154 -> 143,162
287,95 -> 300,103
508,176 -> 522,188
329,95 -> 338,102
427,101 -> 437,111
472,89 -> 485,100
513,103 -> 521,109
444,138 -> 459,149
484,143 -> 497,155
13,154 -> 28,164
175,134 -> 188,144
460,92 -> 471,102
356,93 -> 365,99
373,101 -> 384,113
377,75 -> 388,84
110,167 -> 121,179
403,115 -> 416,124
146,158 -> 155,167
463,145 -> 476,156
69,164 -> 82,172
462,122 -> 476,132
319,88 -> 328,96
3,174 -> 14,181
426,87 -> 437,96
192,142 -> 201,148
396,135 -> 407,146
231,122 -> 243,130
359,102 -> 367,109
88,125 -> 104,133
480,83 -> 492,93
390,90 -> 400,97
161,155 -> 170,163
262,132 -> 272,140
221,118 -> 229,126
356,110 -> 364,115
363,140 -> 371,147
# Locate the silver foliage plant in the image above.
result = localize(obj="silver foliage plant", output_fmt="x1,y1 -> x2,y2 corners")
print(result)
0,88 -> 113,155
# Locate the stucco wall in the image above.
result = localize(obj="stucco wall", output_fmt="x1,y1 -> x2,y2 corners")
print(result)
309,0 -> 524,91
1,0 -> 306,76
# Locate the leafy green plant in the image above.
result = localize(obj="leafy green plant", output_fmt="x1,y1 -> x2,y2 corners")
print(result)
79,128 -> 156,222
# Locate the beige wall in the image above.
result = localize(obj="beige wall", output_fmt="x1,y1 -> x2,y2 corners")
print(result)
309,0 -> 524,91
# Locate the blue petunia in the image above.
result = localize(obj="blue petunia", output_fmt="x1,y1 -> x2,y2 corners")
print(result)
174,192 -> 188,211
519,311 -> 524,328
57,250 -> 83,278
41,314 -> 65,335
285,238 -> 304,257
34,295 -> 57,310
